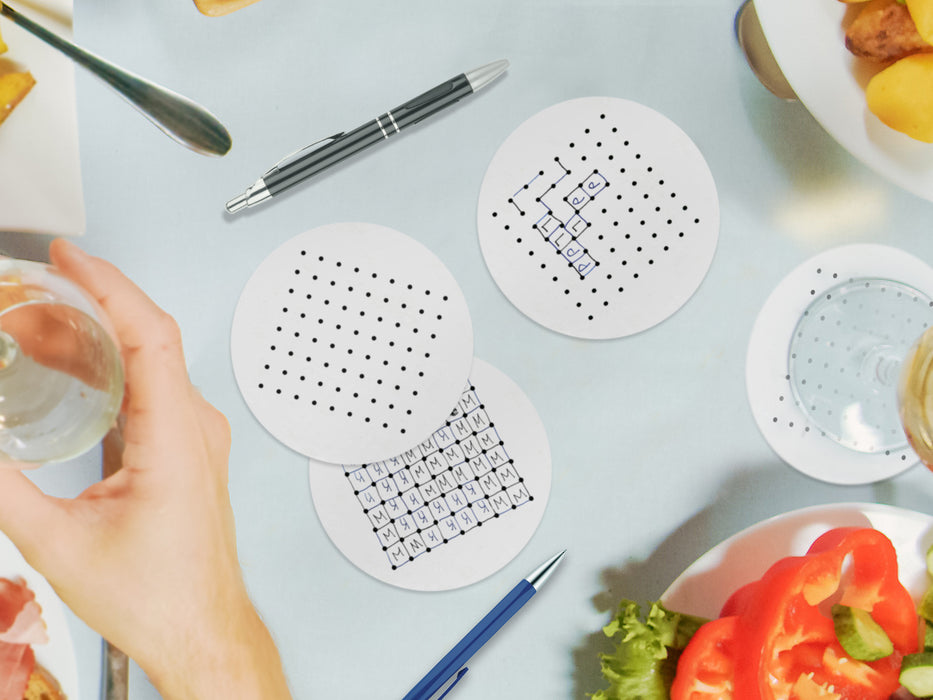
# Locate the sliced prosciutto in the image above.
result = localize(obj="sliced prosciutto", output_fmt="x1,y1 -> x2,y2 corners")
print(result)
0,644 -> 32,700
0,578 -> 46,645
0,578 -> 47,699
0,578 -> 33,632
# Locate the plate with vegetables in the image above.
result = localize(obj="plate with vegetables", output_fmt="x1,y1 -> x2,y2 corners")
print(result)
593,502 -> 933,699
754,0 -> 933,202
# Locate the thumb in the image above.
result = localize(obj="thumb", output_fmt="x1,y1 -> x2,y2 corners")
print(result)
0,469 -> 63,569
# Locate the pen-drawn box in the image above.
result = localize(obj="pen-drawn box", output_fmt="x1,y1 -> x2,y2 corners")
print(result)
409,460 -> 431,485
583,171 -> 609,195
565,186 -> 591,211
433,425 -> 456,451
426,452 -> 447,476
574,253 -> 597,278
535,212 -> 563,239
403,534 -> 427,560
562,240 -> 587,265
566,213 -> 589,237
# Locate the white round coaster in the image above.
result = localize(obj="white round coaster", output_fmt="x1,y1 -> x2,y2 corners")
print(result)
232,223 -> 474,464
746,244 -> 933,484
477,97 -> 719,339
308,358 -> 551,591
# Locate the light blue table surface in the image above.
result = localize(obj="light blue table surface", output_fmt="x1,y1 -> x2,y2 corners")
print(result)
7,0 -> 933,698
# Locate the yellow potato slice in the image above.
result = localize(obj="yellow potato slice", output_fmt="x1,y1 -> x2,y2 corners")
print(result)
0,22 -> 7,54
907,0 -> 933,44
866,53 -> 933,141
0,71 -> 35,126
192,0 -> 260,16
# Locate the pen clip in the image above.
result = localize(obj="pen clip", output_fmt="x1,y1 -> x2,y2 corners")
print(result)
267,131 -> 345,174
430,667 -> 468,700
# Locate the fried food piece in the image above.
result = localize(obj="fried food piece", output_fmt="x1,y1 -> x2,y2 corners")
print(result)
0,71 -> 35,126
23,664 -> 65,700
846,0 -> 933,62
0,22 -> 7,55
192,0 -> 261,16
866,52 -> 933,141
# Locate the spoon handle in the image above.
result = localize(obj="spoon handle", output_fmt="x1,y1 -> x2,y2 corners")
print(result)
0,2 -> 232,156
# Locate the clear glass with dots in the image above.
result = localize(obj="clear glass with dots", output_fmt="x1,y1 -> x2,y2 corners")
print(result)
788,278 -> 933,453
746,244 -> 933,484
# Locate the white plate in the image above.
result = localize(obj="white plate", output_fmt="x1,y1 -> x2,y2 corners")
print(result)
755,0 -> 933,202
0,0 -> 85,235
663,502 -> 933,619
0,532 -> 79,698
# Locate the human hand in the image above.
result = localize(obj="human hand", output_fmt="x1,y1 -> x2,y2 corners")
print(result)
0,240 -> 291,699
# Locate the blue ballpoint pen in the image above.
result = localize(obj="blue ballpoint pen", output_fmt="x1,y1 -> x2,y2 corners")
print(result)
402,551 -> 566,700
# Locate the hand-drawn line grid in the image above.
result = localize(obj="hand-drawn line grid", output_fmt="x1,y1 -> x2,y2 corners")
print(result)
342,383 -> 533,571
507,162 -> 609,280
485,112 -> 710,328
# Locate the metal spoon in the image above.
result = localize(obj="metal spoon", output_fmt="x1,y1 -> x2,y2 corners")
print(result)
735,0 -> 796,101
0,1 -> 232,156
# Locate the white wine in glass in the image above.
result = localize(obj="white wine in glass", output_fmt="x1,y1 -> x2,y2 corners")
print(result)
0,259 -> 123,464
898,326 -> 933,468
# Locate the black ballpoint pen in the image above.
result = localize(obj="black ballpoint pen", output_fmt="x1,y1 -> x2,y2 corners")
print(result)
225,59 -> 509,213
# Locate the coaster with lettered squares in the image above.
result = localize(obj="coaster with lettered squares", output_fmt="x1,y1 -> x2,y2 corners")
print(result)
746,244 -> 933,485
477,97 -> 719,339
308,358 -> 551,591
231,223 -> 475,465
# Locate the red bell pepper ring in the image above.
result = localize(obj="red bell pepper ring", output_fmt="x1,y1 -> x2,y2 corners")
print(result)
670,527 -> 919,700
669,616 -> 738,698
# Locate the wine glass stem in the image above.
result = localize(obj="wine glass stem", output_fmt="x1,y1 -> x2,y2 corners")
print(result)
0,330 -> 20,371
862,346 -> 902,386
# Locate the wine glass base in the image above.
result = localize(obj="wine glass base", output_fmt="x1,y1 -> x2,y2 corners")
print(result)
788,279 -> 933,454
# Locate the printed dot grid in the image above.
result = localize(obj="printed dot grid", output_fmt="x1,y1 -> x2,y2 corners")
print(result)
231,223 -> 474,465
487,114 -> 706,325
341,383 -> 533,571
252,249 -> 456,436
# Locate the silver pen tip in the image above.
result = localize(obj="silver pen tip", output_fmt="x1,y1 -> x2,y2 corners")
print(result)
465,59 -> 509,92
526,550 -> 566,590
225,193 -> 249,214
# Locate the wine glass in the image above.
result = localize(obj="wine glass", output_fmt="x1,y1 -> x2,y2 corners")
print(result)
898,325 -> 933,466
788,277 -> 933,464
0,258 -> 123,464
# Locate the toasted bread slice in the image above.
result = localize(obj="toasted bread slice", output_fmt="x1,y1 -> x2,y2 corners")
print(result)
23,663 -> 64,700
192,0 -> 261,16
0,71 -> 35,127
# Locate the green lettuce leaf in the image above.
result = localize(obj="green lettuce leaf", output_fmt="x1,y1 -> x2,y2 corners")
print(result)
591,600 -> 707,700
